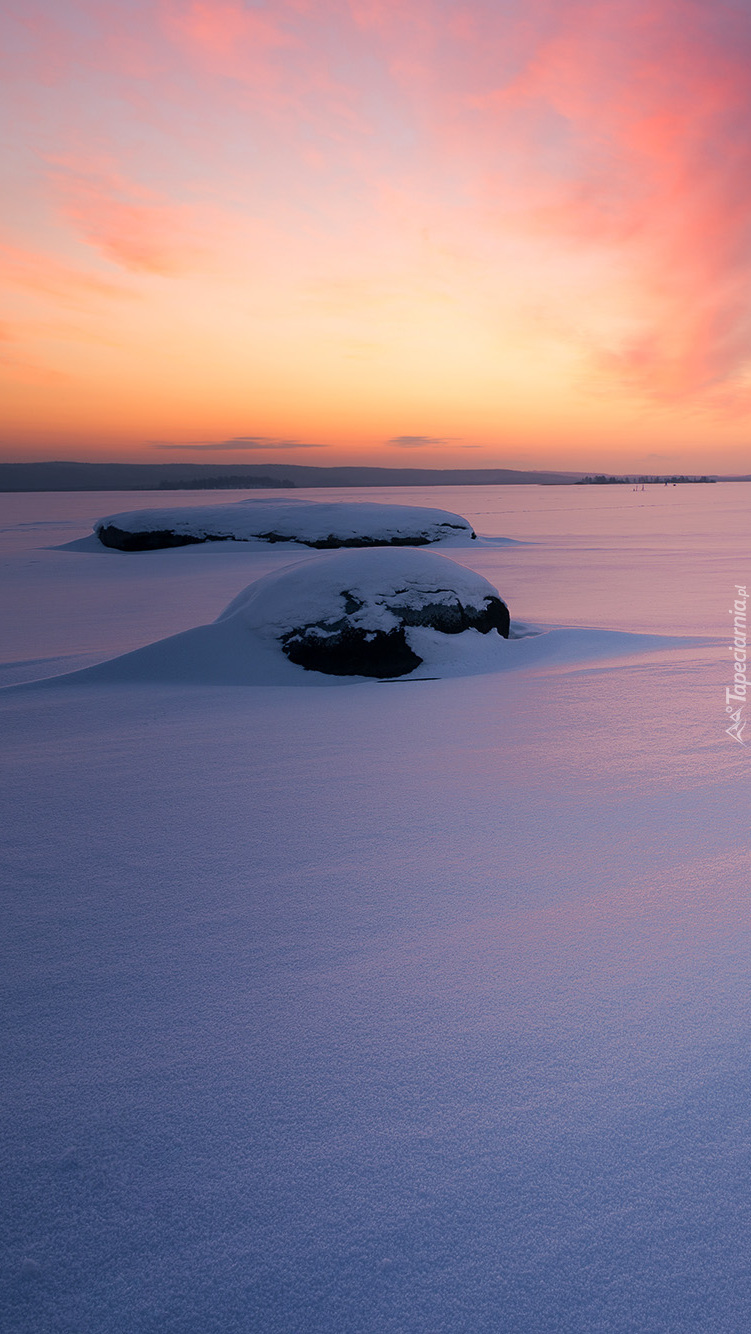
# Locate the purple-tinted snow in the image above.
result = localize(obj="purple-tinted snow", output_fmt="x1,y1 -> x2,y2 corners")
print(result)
1,484 -> 748,1334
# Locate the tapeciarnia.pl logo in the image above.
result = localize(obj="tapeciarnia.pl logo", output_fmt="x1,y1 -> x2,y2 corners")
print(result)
726,583 -> 748,743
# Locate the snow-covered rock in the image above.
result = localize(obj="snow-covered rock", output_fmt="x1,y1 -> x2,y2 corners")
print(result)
218,548 -> 509,677
94,498 -> 476,550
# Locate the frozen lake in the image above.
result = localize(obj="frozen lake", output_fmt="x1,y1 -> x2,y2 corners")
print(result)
1,484 -> 749,1332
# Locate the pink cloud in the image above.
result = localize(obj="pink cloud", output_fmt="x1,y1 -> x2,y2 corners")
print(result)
161,1 -> 295,74
456,0 -> 751,398
0,240 -> 133,303
6,0 -> 751,412
341,0 -> 751,401
46,163 -> 208,274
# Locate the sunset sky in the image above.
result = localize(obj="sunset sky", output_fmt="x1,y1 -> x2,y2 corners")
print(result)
3,0 -> 751,471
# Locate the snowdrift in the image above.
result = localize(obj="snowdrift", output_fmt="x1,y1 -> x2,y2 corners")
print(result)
13,547 -> 706,689
94,498 -> 476,551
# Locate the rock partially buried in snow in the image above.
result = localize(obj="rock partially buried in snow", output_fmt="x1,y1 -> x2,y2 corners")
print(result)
218,548 -> 510,677
94,498 -> 476,551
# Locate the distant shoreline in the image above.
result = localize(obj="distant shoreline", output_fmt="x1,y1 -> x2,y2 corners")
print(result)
0,461 -> 744,491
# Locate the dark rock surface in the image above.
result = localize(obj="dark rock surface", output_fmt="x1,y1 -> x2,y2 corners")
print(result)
279,589 -> 510,677
283,624 -> 423,678
96,525 -> 210,551
96,522 -> 473,552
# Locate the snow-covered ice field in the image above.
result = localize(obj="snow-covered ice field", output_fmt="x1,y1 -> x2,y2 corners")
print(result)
1,484 -> 749,1332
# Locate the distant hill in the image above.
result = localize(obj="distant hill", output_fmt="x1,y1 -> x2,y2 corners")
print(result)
0,461 -> 588,491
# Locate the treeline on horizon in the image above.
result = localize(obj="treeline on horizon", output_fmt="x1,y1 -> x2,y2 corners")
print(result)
158,475 -> 294,489
577,474 -> 716,485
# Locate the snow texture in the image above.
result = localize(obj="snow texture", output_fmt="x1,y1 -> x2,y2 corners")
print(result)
94,497 -> 476,550
1,484 -> 748,1334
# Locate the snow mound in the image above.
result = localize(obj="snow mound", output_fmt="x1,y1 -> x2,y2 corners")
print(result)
13,543 -> 708,691
217,548 -> 509,677
94,498 -> 476,551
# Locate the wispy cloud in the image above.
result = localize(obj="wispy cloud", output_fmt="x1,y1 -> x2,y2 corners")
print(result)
461,0 -> 751,402
387,435 -> 450,446
47,161 -> 208,275
0,241 -> 133,305
152,437 -> 323,450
